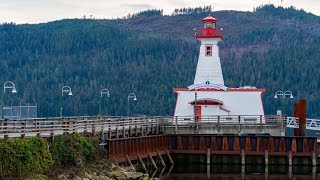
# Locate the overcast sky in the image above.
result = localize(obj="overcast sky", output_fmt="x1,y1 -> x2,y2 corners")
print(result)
1,0 -> 319,24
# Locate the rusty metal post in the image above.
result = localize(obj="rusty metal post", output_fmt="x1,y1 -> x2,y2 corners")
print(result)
293,103 -> 299,136
298,99 -> 306,136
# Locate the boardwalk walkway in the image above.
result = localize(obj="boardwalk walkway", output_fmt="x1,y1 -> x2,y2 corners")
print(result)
0,115 -> 289,139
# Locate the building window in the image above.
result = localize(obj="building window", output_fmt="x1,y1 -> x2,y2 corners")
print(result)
205,46 -> 212,56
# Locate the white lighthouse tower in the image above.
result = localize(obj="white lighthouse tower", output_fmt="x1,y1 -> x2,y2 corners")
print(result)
173,15 -> 265,121
192,15 -> 225,89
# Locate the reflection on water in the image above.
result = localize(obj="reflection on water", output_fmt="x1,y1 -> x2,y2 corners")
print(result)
154,165 -> 319,180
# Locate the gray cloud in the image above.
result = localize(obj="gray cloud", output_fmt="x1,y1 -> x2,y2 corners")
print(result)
123,3 -> 153,9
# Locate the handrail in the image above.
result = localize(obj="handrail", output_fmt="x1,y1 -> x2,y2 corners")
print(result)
0,116 -> 161,135
2,115 -> 318,139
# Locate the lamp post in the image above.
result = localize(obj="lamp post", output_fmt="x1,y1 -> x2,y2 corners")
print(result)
274,90 -> 294,115
127,93 -> 137,116
2,81 -> 17,119
60,86 -> 73,117
99,88 -> 110,115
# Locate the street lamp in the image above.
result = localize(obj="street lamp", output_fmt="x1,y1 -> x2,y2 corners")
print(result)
127,93 -> 137,116
99,88 -> 110,115
274,90 -> 294,115
2,81 -> 17,119
60,86 -> 73,117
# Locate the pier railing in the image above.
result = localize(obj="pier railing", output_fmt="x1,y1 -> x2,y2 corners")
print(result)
164,115 -> 286,125
0,116 -> 163,139
163,115 -> 287,135
0,115 -> 299,138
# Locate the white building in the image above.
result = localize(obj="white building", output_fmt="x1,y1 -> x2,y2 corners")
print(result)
173,15 -> 265,120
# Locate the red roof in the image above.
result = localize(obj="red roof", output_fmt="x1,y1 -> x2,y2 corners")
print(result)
202,14 -> 217,22
189,98 -> 223,105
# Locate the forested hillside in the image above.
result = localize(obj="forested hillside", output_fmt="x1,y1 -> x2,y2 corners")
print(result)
0,5 -> 319,117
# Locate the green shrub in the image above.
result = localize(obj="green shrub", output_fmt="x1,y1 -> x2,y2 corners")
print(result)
0,137 -> 53,179
50,133 -> 104,167
32,174 -> 49,180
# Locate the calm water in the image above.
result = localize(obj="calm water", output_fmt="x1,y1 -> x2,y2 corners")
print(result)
149,165 -> 319,180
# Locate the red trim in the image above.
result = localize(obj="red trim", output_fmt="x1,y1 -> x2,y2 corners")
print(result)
220,107 -> 231,113
189,98 -> 223,105
196,35 -> 222,39
174,88 -> 266,92
205,46 -> 212,56
173,88 -> 188,92
202,14 -> 217,22
195,106 -> 202,122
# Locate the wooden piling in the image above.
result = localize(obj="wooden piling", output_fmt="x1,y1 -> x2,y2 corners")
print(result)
137,153 -> 147,173
241,149 -> 245,166
148,153 -> 158,170
288,151 -> 292,166
126,155 -> 135,172
298,99 -> 307,136
264,150 -> 268,166
207,148 -> 211,164
157,151 -> 166,168
312,151 -> 316,167
166,150 -> 174,165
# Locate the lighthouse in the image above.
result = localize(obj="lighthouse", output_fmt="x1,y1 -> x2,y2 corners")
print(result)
173,15 -> 265,121
192,14 -> 225,89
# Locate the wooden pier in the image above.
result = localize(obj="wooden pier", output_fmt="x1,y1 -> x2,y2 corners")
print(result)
0,115 -> 287,139
0,114 -> 318,168
107,134 -> 318,167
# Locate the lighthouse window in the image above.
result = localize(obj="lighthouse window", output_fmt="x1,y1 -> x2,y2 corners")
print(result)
204,22 -> 215,29
205,46 -> 212,56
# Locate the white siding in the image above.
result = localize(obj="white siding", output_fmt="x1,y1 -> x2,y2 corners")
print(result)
193,38 -> 224,86
174,91 -> 264,117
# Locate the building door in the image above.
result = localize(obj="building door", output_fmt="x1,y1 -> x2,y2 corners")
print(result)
195,106 -> 202,122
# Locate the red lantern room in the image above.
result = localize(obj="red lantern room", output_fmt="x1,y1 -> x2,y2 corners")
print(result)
197,14 -> 223,39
